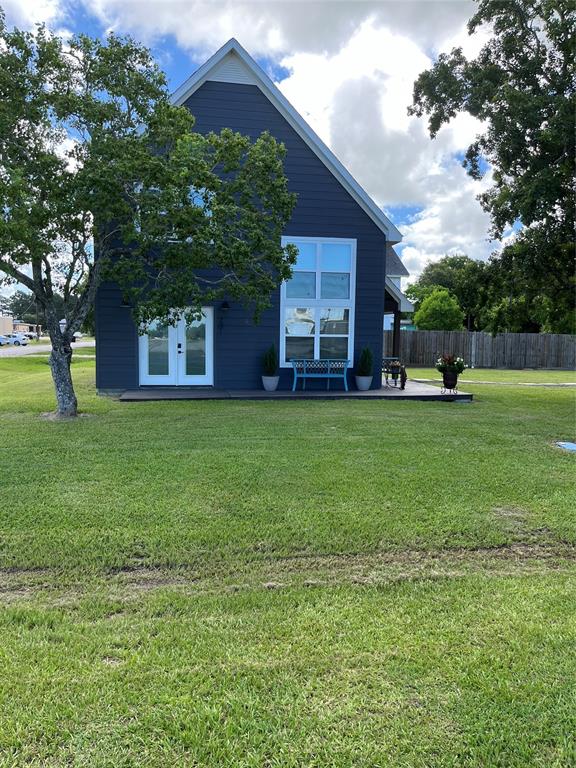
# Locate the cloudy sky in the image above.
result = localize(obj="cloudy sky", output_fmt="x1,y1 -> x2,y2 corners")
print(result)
3,0 -> 505,281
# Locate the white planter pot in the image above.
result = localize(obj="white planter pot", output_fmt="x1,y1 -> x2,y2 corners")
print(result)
355,375 -> 373,391
262,375 -> 280,392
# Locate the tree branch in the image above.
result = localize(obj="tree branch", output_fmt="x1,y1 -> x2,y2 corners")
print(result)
0,259 -> 36,292
42,256 -> 54,299
66,258 -> 102,334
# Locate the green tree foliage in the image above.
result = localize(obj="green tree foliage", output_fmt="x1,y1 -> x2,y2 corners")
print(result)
410,0 -> 575,334
0,290 -> 39,323
404,282 -> 443,313
414,288 -> 465,331
0,13 -> 296,415
406,254 -> 493,331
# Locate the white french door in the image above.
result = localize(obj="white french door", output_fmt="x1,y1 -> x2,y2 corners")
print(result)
139,308 -> 214,385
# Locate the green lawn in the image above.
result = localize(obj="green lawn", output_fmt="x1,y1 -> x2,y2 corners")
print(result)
26,345 -> 96,357
1,356 -> 575,767
410,366 -> 576,385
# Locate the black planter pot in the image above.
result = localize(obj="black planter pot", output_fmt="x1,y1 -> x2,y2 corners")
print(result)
442,370 -> 458,390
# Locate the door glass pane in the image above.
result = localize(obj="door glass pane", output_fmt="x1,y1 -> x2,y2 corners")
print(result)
321,272 -> 350,299
320,337 -> 348,359
285,307 -> 315,335
286,337 -> 314,359
185,317 -> 206,376
320,243 -> 351,272
286,272 -> 316,299
291,242 -> 317,270
148,321 -> 169,375
320,308 -> 349,335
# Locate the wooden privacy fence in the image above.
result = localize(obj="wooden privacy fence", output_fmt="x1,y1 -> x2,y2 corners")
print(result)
383,330 -> 576,369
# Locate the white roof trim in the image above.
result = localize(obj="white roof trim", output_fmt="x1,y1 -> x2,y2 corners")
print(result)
386,277 -> 414,313
171,39 -> 402,244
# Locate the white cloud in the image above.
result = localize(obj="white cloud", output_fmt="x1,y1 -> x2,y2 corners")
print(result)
276,19 -> 485,203
2,0 -> 62,27
399,159 -> 498,279
80,0 -> 476,57
441,18 -> 492,59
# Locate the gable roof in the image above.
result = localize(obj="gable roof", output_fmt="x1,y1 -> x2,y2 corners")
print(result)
386,245 -> 409,277
171,39 -> 402,244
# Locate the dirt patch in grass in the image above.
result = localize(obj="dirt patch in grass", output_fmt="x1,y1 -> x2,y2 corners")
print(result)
112,541 -> 575,596
0,585 -> 35,603
492,505 -> 529,521
491,506 -> 556,543
39,411 -> 95,421
1,542 -> 574,604
120,570 -> 193,592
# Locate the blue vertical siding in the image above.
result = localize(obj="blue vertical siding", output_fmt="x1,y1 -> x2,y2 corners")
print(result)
96,80 -> 387,391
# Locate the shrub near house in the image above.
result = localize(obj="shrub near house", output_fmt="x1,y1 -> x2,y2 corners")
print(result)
414,288 -> 464,331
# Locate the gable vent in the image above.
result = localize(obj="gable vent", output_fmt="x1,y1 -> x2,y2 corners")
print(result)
207,52 -> 258,86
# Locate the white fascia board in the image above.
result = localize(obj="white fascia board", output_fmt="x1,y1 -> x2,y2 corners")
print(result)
170,39 -> 402,244
385,277 -> 414,313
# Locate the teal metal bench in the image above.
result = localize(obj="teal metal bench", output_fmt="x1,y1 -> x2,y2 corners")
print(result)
291,359 -> 350,391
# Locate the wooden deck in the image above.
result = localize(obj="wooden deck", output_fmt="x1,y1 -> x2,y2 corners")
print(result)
119,380 -> 473,402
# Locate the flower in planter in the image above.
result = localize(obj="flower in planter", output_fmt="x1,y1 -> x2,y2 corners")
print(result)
436,354 -> 467,374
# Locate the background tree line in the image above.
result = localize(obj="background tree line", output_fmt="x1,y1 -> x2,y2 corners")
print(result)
0,290 -> 94,335
406,250 -> 575,334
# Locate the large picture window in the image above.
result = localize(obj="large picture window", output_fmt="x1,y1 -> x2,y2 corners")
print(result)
280,237 -> 356,366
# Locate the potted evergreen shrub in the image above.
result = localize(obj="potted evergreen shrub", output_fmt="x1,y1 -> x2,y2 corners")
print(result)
436,354 -> 466,392
355,347 -> 373,391
262,344 -> 280,391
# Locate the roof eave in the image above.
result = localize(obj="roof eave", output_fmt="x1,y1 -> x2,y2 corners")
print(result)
385,278 -> 414,313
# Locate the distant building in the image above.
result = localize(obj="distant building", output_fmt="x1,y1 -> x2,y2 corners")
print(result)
0,316 -> 42,336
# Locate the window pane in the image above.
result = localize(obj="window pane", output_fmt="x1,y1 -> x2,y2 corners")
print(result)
291,242 -> 316,270
320,243 -> 351,272
320,337 -> 348,359
285,307 -> 315,336
185,317 -> 206,375
148,321 -> 169,375
320,308 -> 349,335
286,337 -> 314,359
286,272 -> 316,299
321,272 -> 350,299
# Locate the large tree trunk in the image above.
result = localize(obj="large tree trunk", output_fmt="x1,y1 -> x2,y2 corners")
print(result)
49,336 -> 78,418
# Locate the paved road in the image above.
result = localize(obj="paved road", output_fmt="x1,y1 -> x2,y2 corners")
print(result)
0,340 -> 95,357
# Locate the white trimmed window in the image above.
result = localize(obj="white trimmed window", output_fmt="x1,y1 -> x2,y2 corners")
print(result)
280,236 -> 356,366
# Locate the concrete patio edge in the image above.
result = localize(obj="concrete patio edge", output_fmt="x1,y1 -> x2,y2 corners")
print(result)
118,381 -> 473,402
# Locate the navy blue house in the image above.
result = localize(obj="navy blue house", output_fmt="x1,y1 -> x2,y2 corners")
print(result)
95,39 -> 411,393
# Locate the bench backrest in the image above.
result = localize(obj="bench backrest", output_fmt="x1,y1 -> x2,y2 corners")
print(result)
291,359 -> 350,374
